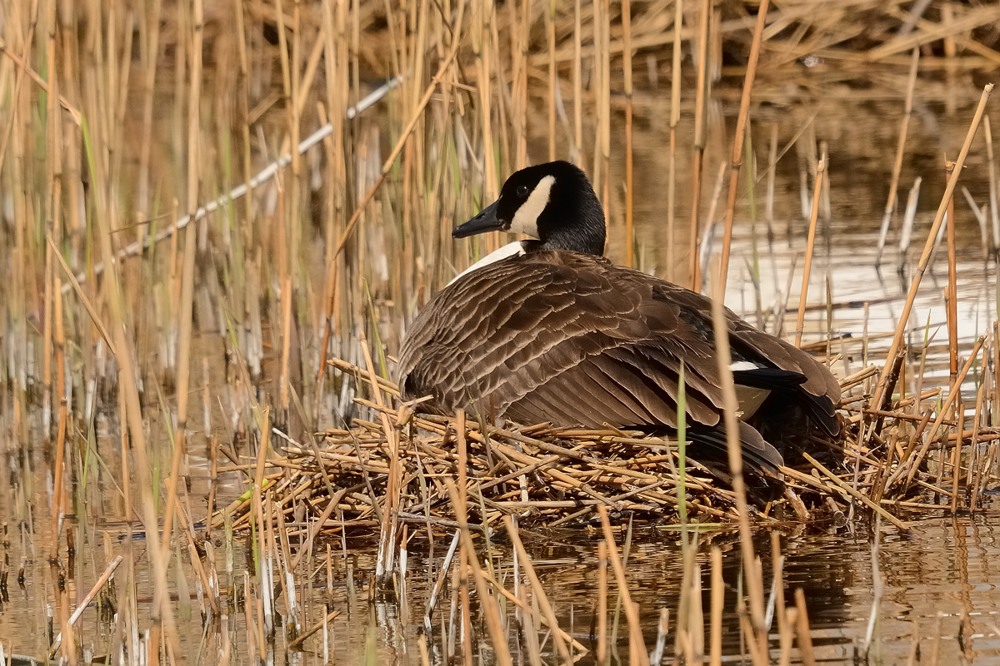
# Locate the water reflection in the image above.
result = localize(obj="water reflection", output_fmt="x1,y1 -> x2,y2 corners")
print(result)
502,513 -> 1000,663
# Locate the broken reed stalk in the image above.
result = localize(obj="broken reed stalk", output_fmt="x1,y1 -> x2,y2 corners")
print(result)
794,588 -> 817,666
876,48 -> 920,265
901,335 -> 986,490
49,555 -> 124,657
794,151 -> 827,348
718,0 -> 770,294
869,83 -> 994,414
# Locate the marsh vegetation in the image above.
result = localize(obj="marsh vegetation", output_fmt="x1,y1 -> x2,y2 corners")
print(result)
2,0 -> 1000,663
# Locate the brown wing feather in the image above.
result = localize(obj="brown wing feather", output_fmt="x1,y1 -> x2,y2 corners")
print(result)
397,252 -> 838,432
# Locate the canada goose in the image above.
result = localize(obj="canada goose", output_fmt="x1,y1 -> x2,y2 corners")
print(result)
397,161 -> 841,493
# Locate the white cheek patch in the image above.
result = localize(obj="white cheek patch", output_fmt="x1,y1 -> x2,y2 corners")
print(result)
509,175 -> 555,237
448,242 -> 525,286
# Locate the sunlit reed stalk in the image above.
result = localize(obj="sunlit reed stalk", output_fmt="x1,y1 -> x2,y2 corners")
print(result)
765,123 -> 777,243
666,0 -> 683,282
769,533 -> 792,663
677,364 -> 688,525
965,353 -> 987,492
674,523 -> 696,654
688,0 -> 710,290
969,343 -> 991,509
985,116 -> 999,253
876,49 -> 919,265
596,540 -> 608,664
41,0 -> 58,437
793,588 -> 817,666
794,151 -> 826,348
572,0 -> 583,163
547,0 -> 557,162
900,335 -> 985,490
708,546 -> 723,665
504,515 -> 574,662
709,266 -> 766,663
870,83 -> 994,414
745,132 -> 764,328
280,0 -> 304,422
161,0 -> 203,575
946,160 -> 959,388
623,0 -> 634,268
949,368 -> 974,513
597,506 -> 648,662
698,160 -> 729,291
718,0 -> 770,294
594,0 -> 611,213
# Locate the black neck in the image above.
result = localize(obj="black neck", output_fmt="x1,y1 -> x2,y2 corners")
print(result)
527,200 -> 607,256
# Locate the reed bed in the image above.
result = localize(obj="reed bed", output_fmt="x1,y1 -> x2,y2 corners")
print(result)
3,0 -> 1000,662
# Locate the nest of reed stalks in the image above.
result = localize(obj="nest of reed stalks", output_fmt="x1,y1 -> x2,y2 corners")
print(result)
221,350 -> 1000,538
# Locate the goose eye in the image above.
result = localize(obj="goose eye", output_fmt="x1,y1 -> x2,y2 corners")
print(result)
516,185 -> 529,197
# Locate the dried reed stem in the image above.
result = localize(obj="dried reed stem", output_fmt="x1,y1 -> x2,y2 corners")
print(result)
597,506 -> 649,662
666,0 -> 683,282
876,49 -> 920,265
503,515 -> 574,662
623,0 -> 635,268
870,83 -> 994,413
718,0 -> 770,293
688,0 -> 711,290
710,266 -> 767,661
794,152 -> 827,347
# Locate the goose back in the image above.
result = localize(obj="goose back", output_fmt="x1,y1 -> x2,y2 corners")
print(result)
397,251 -> 840,442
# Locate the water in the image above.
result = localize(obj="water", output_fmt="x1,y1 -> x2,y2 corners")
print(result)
3,63 -> 1000,663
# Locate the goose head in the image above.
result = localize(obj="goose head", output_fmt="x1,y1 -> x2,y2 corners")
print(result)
453,161 -> 607,256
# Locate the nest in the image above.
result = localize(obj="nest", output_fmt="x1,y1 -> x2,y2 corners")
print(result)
217,356 -> 1000,537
